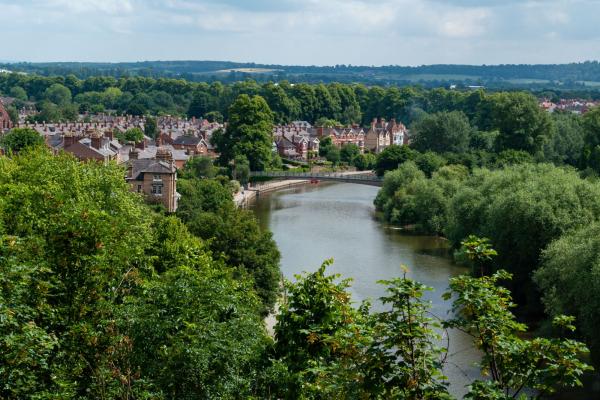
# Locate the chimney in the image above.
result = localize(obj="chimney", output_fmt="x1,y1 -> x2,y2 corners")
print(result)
64,132 -> 75,147
156,147 -> 173,163
129,148 -> 139,160
91,132 -> 102,150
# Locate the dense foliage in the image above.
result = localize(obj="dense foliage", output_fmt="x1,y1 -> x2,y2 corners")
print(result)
270,254 -> 591,399
176,162 -> 281,313
0,127 -> 45,153
375,161 -> 600,310
211,94 -> 275,171
0,148 -> 271,399
0,148 -> 593,398
535,222 -> 600,365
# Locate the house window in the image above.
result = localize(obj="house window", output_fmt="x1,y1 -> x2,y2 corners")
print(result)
152,184 -> 163,196
153,174 -> 162,181
137,184 -> 142,192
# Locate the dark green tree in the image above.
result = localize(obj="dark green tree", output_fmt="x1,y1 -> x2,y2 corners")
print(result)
374,144 -> 417,176
411,111 -> 472,153
0,127 -> 45,153
144,116 -> 158,139
212,94 -> 274,171
44,83 -> 72,106
340,143 -> 361,163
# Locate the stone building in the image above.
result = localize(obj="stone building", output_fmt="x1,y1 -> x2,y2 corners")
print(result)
364,118 -> 408,153
126,147 -> 179,212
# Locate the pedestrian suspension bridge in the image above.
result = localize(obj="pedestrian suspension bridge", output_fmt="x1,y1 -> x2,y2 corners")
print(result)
249,171 -> 383,187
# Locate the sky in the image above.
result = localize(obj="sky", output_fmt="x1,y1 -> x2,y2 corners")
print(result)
1,0 -> 599,66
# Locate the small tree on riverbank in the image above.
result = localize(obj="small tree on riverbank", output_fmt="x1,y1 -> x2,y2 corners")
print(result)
271,242 -> 592,399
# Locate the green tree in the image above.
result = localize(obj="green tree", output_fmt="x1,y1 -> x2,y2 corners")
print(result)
374,144 -> 417,176
0,148 -> 154,398
233,154 -> 250,184
44,83 -> 72,106
177,177 -> 281,312
353,153 -> 376,171
318,136 -> 334,157
314,117 -> 341,128
0,127 -> 44,153
535,221 -> 600,365
481,92 -> 553,153
273,260 -> 371,398
187,90 -> 211,118
544,112 -> 584,166
582,106 -> 600,172
340,143 -> 361,163
144,116 -> 158,139
10,86 -> 28,101
120,217 -> 269,399
414,151 -> 447,177
120,127 -> 144,143
182,155 -> 218,180
447,266 -> 592,399
445,163 -> 600,310
212,94 -> 274,171
205,110 -> 224,123
371,270 -> 451,399
325,146 -> 341,165
411,111 -> 473,154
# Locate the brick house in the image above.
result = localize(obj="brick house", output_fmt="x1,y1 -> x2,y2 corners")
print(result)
63,131 -> 119,164
126,148 -> 179,212
365,118 -> 408,153
0,100 -> 13,132
171,135 -> 208,156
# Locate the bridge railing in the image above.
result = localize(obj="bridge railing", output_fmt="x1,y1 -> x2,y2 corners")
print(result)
250,171 -> 383,182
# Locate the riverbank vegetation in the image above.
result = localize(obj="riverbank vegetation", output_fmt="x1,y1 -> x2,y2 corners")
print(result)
375,158 -> 600,368
2,146 -> 593,399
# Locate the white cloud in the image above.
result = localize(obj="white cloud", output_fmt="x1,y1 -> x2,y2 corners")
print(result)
437,8 -> 490,38
0,0 -> 599,64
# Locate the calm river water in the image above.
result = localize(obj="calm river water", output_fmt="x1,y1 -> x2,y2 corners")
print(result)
251,182 -> 480,397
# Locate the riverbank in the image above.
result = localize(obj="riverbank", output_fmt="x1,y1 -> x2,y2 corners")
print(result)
234,179 -> 310,207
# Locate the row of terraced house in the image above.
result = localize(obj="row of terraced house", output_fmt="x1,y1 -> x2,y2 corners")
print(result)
273,118 -> 409,160
0,100 -> 223,213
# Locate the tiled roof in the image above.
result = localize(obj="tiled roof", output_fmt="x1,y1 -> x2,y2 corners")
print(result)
128,158 -> 176,180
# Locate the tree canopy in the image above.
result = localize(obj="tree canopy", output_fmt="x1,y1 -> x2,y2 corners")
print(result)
0,127 -> 45,153
212,94 -> 274,171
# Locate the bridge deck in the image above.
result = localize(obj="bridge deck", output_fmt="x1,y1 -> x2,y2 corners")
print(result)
250,171 -> 383,186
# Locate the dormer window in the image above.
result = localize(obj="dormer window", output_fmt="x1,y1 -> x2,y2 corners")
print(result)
153,174 -> 162,181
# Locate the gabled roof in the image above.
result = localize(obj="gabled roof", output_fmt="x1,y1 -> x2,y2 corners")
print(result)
127,158 -> 176,180
173,135 -> 203,146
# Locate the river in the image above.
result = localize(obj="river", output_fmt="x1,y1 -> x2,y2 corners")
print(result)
251,182 -> 480,397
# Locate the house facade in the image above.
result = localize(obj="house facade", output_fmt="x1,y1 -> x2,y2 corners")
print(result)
365,118 -> 408,153
0,100 -> 13,132
126,148 -> 178,212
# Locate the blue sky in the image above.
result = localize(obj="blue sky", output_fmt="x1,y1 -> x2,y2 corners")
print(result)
1,0 -> 599,65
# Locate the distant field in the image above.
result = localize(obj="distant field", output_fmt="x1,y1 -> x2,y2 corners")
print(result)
578,81 -> 600,87
506,78 -> 551,84
400,74 -> 481,82
213,68 -> 283,74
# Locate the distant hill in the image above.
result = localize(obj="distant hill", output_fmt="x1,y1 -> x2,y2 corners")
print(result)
3,60 -> 600,89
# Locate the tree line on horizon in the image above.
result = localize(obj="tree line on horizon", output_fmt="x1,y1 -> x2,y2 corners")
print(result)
4,60 -> 600,88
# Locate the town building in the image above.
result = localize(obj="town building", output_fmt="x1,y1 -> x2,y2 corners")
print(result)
365,118 -> 408,153
0,100 -> 13,132
62,130 -> 120,164
126,147 -> 179,212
